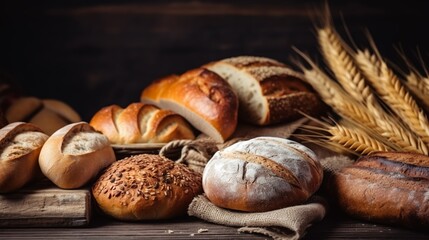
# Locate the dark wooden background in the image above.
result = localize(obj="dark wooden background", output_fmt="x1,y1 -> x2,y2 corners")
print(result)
1,0 -> 429,121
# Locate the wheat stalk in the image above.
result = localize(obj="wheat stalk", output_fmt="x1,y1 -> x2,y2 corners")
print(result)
355,49 -> 429,147
329,124 -> 392,155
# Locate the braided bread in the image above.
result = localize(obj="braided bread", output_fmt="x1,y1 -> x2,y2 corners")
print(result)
89,103 -> 195,144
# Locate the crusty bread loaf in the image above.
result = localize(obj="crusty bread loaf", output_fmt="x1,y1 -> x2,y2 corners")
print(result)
141,68 -> 238,143
39,122 -> 116,189
92,154 -> 202,220
204,56 -> 321,125
329,151 -> 429,229
202,137 -> 323,212
0,122 -> 48,193
89,103 -> 195,144
6,97 -> 81,135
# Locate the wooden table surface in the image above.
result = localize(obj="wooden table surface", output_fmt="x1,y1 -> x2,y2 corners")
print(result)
1,208 -> 428,239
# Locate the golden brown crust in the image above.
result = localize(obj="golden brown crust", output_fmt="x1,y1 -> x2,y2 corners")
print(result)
39,122 -> 116,189
89,105 -> 122,143
0,122 -> 48,192
329,151 -> 429,229
92,154 -> 202,220
90,103 -> 195,144
141,68 -> 238,143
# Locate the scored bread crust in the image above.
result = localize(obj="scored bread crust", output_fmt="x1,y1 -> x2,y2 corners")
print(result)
202,137 -> 323,212
0,122 -> 48,193
204,56 -> 321,125
329,151 -> 429,229
89,103 -> 195,144
39,122 -> 116,189
92,154 -> 202,220
141,68 -> 238,143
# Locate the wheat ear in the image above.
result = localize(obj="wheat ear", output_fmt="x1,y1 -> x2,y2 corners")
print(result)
398,50 -> 429,111
406,72 -> 429,113
355,49 -> 429,147
318,26 -> 372,104
329,124 -> 392,155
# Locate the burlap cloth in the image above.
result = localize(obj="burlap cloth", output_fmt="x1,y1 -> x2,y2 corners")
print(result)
159,118 -> 353,240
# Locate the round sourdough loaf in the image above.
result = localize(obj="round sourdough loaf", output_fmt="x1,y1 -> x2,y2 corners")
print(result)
204,56 -> 321,125
329,151 -> 429,229
0,122 -> 49,192
89,102 -> 195,144
203,136 -> 323,212
140,68 -> 238,143
39,122 -> 116,189
92,154 -> 202,220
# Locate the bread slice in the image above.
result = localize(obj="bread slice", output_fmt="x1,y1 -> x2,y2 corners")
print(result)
205,56 -> 321,125
141,68 -> 238,143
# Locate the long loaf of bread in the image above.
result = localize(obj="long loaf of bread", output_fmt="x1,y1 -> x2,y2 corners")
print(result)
329,151 -> 429,229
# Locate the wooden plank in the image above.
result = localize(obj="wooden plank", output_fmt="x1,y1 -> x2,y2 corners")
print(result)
0,180 -> 91,227
1,213 -> 428,239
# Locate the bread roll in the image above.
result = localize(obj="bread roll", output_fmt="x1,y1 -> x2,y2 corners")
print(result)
0,122 -> 48,193
141,68 -> 238,143
39,122 -> 116,189
203,137 -> 323,212
329,151 -> 429,229
6,97 -> 81,135
204,56 -> 321,125
89,103 -> 195,144
92,154 -> 202,220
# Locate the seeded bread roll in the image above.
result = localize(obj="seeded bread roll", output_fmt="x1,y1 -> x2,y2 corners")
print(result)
39,122 -> 116,189
0,122 -> 48,193
329,151 -> 429,229
203,137 -> 323,212
6,97 -> 81,135
204,56 -> 321,125
90,103 -> 195,144
92,154 -> 202,220
141,68 -> 238,143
